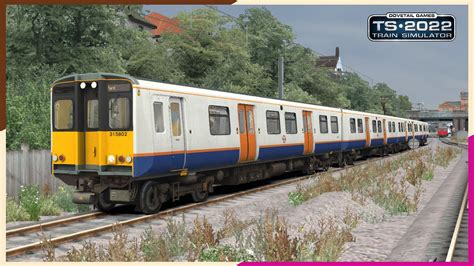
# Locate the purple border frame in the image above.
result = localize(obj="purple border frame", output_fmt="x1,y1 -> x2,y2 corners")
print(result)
241,136 -> 472,265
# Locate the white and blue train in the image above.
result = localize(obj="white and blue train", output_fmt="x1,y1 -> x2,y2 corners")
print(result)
51,73 -> 429,213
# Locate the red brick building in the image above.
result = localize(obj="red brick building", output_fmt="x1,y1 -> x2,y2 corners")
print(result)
438,92 -> 468,112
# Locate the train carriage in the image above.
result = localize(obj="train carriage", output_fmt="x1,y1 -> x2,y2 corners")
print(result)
51,73 -> 429,214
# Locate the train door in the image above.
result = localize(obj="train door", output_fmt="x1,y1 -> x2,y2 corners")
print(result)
238,104 -> 256,162
84,85 -> 99,167
382,119 -> 387,145
302,111 -> 314,154
169,97 -> 186,170
364,117 -> 371,147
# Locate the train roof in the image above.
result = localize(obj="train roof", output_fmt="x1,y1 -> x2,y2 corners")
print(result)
135,78 -> 426,124
51,73 -> 426,124
52,73 -> 139,86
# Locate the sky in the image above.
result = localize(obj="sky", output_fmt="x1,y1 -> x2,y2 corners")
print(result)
145,5 -> 468,109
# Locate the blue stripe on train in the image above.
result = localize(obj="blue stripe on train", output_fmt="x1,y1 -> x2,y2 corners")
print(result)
134,150 -> 239,177
258,145 -> 304,161
134,136 -> 414,177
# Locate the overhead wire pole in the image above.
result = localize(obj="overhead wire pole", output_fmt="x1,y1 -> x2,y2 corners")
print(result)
278,56 -> 284,99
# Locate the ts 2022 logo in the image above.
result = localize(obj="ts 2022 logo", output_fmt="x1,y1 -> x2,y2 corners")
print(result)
368,13 -> 455,42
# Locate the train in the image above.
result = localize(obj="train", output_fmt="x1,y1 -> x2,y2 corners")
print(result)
51,73 -> 429,214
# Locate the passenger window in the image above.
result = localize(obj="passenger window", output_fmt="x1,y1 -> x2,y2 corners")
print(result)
330,116 -> 338,133
319,115 -> 328,133
109,97 -> 130,129
266,111 -> 281,134
350,118 -> 356,133
372,120 -> 377,133
170,102 -> 181,136
54,99 -> 74,130
87,99 -> 99,129
388,122 -> 392,133
153,102 -> 164,133
415,124 -> 418,132
209,105 -> 231,135
393,122 -> 396,132
285,112 -> 297,134
357,118 -> 363,133
377,121 -> 382,133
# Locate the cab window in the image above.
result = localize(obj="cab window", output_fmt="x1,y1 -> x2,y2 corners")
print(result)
109,97 -> 130,129
54,99 -> 74,130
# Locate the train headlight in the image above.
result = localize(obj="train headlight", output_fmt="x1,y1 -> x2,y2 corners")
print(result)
125,156 -> 133,163
80,82 -> 86,89
118,155 -> 125,163
91,81 -> 97,89
58,155 -> 65,162
52,154 -> 58,162
107,155 -> 116,164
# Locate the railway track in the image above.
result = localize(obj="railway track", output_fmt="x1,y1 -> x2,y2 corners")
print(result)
445,186 -> 468,262
6,145 -> 430,259
439,137 -> 468,149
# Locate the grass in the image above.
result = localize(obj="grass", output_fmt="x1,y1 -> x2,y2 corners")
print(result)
43,208 -> 359,262
6,184 -> 90,222
287,146 -> 460,215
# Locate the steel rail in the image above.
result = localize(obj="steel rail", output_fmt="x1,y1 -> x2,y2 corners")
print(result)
6,212 -> 104,238
445,186 -> 468,262
6,146 -> 424,258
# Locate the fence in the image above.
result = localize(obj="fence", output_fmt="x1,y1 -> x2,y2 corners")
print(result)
6,144 -> 65,199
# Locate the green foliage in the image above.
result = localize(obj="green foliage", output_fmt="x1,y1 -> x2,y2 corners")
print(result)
6,197 -> 30,222
199,245 -> 256,262
7,184 -> 90,223
288,191 -> 305,206
53,185 -> 90,213
19,185 -> 42,221
7,6 -> 413,150
40,196 -> 62,216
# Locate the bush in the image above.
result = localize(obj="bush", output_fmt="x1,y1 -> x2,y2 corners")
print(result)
19,185 -> 42,221
40,196 -> 62,216
288,191 -> 304,206
6,197 -> 29,222
53,185 -> 90,213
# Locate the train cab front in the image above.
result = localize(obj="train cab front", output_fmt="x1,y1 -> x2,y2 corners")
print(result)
51,73 -> 135,209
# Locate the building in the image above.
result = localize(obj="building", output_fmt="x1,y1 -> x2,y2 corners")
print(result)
315,47 -> 343,73
144,12 -> 182,38
127,11 -> 182,39
127,13 -> 157,34
438,92 -> 468,112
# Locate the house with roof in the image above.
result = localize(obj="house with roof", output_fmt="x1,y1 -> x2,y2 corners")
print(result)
315,47 -> 343,73
438,92 -> 468,112
127,11 -> 182,39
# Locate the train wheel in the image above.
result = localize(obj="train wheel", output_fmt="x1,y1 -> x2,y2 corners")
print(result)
191,189 -> 209,202
139,181 -> 162,214
96,190 -> 115,212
